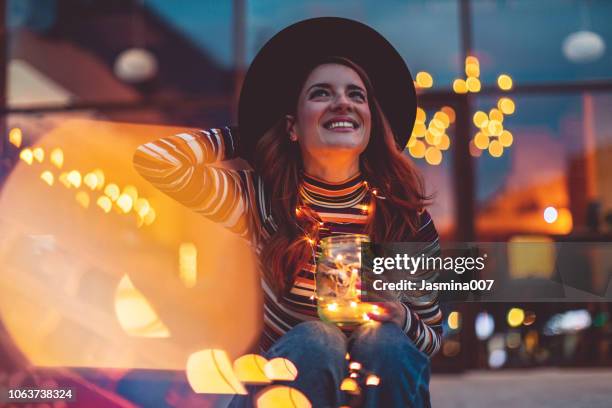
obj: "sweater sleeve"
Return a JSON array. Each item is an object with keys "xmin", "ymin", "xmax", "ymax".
[
  {"xmin": 400, "ymin": 210, "xmax": 443, "ymax": 356},
  {"xmin": 132, "ymin": 126, "xmax": 254, "ymax": 241}
]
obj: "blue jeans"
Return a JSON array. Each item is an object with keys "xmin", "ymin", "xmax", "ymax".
[{"xmin": 230, "ymin": 320, "xmax": 431, "ymax": 407}]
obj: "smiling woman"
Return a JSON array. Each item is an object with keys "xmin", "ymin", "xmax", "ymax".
[{"xmin": 133, "ymin": 17, "xmax": 442, "ymax": 407}]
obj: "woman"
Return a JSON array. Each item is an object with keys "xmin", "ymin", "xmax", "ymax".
[{"xmin": 134, "ymin": 18, "xmax": 441, "ymax": 407}]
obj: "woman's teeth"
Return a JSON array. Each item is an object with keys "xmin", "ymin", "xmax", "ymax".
[{"xmin": 326, "ymin": 121, "xmax": 357, "ymax": 130}]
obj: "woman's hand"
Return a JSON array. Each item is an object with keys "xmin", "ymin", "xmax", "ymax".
[{"xmin": 367, "ymin": 302, "xmax": 407, "ymax": 328}]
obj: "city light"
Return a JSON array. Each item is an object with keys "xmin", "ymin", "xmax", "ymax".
[
  {"xmin": 507, "ymin": 307, "xmax": 525, "ymax": 327},
  {"xmin": 447, "ymin": 311, "xmax": 461, "ymax": 331},
  {"xmin": 40, "ymin": 171, "xmax": 54, "ymax": 186},
  {"xmin": 497, "ymin": 74, "xmax": 513, "ymax": 90},
  {"xmin": 543, "ymin": 206, "xmax": 558, "ymax": 223},
  {"xmin": 416, "ymin": 71, "xmax": 433, "ymax": 88},
  {"xmin": 475, "ymin": 312, "xmax": 495, "ymax": 340}
]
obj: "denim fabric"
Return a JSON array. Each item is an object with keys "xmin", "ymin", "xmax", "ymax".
[{"xmin": 229, "ymin": 320, "xmax": 431, "ymax": 408}]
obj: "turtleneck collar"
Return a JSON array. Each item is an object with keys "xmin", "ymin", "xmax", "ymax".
[{"xmin": 299, "ymin": 171, "xmax": 368, "ymax": 207}]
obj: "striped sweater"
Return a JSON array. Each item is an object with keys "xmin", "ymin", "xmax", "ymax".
[{"xmin": 133, "ymin": 126, "xmax": 443, "ymax": 356}]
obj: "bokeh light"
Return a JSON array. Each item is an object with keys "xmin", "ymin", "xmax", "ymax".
[
  {"xmin": 543, "ymin": 206, "xmax": 558, "ymax": 223},
  {"xmin": 507, "ymin": 307, "xmax": 525, "ymax": 327},
  {"xmin": 497, "ymin": 74, "xmax": 513, "ymax": 90}
]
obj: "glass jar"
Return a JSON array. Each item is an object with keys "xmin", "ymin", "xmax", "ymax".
[{"xmin": 315, "ymin": 234, "xmax": 374, "ymax": 326}]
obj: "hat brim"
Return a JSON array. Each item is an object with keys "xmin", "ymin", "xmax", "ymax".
[{"xmin": 238, "ymin": 17, "xmax": 416, "ymax": 165}]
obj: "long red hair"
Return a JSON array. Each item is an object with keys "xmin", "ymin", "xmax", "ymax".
[{"xmin": 254, "ymin": 57, "xmax": 429, "ymax": 298}]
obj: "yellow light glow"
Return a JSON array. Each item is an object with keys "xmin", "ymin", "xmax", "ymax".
[
  {"xmin": 415, "ymin": 71, "xmax": 433, "ymax": 88},
  {"xmin": 350, "ymin": 372, "xmax": 358, "ymax": 379},
  {"xmin": 430, "ymin": 118, "xmax": 446, "ymax": 130},
  {"xmin": 340, "ymin": 378, "xmax": 359, "ymax": 393},
  {"xmin": 233, "ymin": 354, "xmax": 271, "ymax": 385},
  {"xmin": 50, "ymin": 148, "xmax": 64, "ymax": 169},
  {"xmin": 465, "ymin": 56, "xmax": 479, "ymax": 66},
  {"xmin": 465, "ymin": 63, "xmax": 480, "ymax": 78},
  {"xmin": 498, "ymin": 98, "xmax": 516, "ymax": 115},
  {"xmin": 466, "ymin": 77, "xmax": 481, "ymax": 93},
  {"xmin": 425, "ymin": 130, "xmax": 441, "ymax": 145},
  {"xmin": 556, "ymin": 208, "xmax": 574, "ymax": 233},
  {"xmin": 507, "ymin": 308, "xmax": 525, "ymax": 327},
  {"xmin": 349, "ymin": 361, "xmax": 362, "ymax": 370},
  {"xmin": 264, "ymin": 358, "xmax": 298, "ymax": 381},
  {"xmin": 116, "ymin": 193, "xmax": 133, "ymax": 213},
  {"xmin": 473, "ymin": 111, "xmax": 488, "ymax": 128},
  {"xmin": 9, "ymin": 128, "xmax": 22, "ymax": 148},
  {"xmin": 179, "ymin": 242, "xmax": 198, "ymax": 288},
  {"xmin": 416, "ymin": 107, "xmax": 426, "ymax": 124},
  {"xmin": 186, "ymin": 349, "xmax": 247, "ymax": 395},
  {"xmin": 447, "ymin": 311, "xmax": 461, "ymax": 330},
  {"xmin": 499, "ymin": 130, "xmax": 514, "ymax": 147},
  {"xmin": 96, "ymin": 196, "xmax": 112, "ymax": 213},
  {"xmin": 441, "ymin": 106, "xmax": 456, "ymax": 123},
  {"xmin": 75, "ymin": 191, "xmax": 90, "ymax": 209},
  {"xmin": 83, "ymin": 172, "xmax": 98, "ymax": 190},
  {"xmin": 134, "ymin": 198, "xmax": 151, "ymax": 218},
  {"xmin": 362, "ymin": 313, "xmax": 371, "ymax": 321},
  {"xmin": 438, "ymin": 134, "xmax": 451, "ymax": 150},
  {"xmin": 92, "ymin": 168, "xmax": 105, "ymax": 189},
  {"xmin": 469, "ymin": 140, "xmax": 483, "ymax": 157},
  {"xmin": 488, "ymin": 140, "xmax": 503, "ymax": 157},
  {"xmin": 19, "ymin": 148, "xmax": 34, "ymax": 165},
  {"xmin": 365, "ymin": 375, "xmax": 381, "ymax": 387},
  {"xmin": 453, "ymin": 79, "xmax": 468, "ymax": 94},
  {"xmin": 487, "ymin": 120, "xmax": 503, "ymax": 136},
  {"xmin": 434, "ymin": 111, "xmax": 450, "ymax": 128},
  {"xmin": 412, "ymin": 123, "xmax": 427, "ymax": 137},
  {"xmin": 67, "ymin": 170, "xmax": 82, "ymax": 188},
  {"xmin": 58, "ymin": 172, "xmax": 70, "ymax": 188},
  {"xmin": 123, "ymin": 185, "xmax": 138, "ymax": 203},
  {"xmin": 425, "ymin": 147, "xmax": 442, "ymax": 165},
  {"xmin": 255, "ymin": 386, "xmax": 311, "ymax": 408},
  {"xmin": 409, "ymin": 140, "xmax": 426, "ymax": 158},
  {"xmin": 40, "ymin": 171, "xmax": 54, "ymax": 186},
  {"xmin": 406, "ymin": 136, "xmax": 417, "ymax": 148},
  {"xmin": 104, "ymin": 183, "xmax": 120, "ymax": 201},
  {"xmin": 498, "ymin": 74, "xmax": 513, "ymax": 90},
  {"xmin": 474, "ymin": 132, "xmax": 490, "ymax": 150},
  {"xmin": 350, "ymin": 301, "xmax": 358, "ymax": 308},
  {"xmin": 32, "ymin": 147, "xmax": 45, "ymax": 163},
  {"xmin": 114, "ymin": 274, "xmax": 171, "ymax": 338},
  {"xmin": 144, "ymin": 207, "xmax": 157, "ymax": 225},
  {"xmin": 327, "ymin": 302, "xmax": 339, "ymax": 312},
  {"xmin": 489, "ymin": 108, "xmax": 504, "ymax": 123}
]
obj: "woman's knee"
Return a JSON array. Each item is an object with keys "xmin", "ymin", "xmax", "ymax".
[{"xmin": 269, "ymin": 320, "xmax": 347, "ymax": 361}]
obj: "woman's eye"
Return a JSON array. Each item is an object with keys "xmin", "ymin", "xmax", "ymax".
[
  {"xmin": 310, "ymin": 89, "xmax": 330, "ymax": 98},
  {"xmin": 349, "ymin": 91, "xmax": 366, "ymax": 102}
]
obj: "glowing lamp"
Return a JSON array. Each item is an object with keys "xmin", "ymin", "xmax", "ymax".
[
  {"xmin": 233, "ymin": 354, "xmax": 271, "ymax": 385},
  {"xmin": 33, "ymin": 147, "xmax": 45, "ymax": 163},
  {"xmin": 440, "ymin": 106, "xmax": 456, "ymax": 123},
  {"xmin": 104, "ymin": 183, "xmax": 120, "ymax": 201},
  {"xmin": 186, "ymin": 349, "xmax": 247, "ymax": 395},
  {"xmin": 50, "ymin": 148, "xmax": 64, "ymax": 168},
  {"xmin": 264, "ymin": 357, "xmax": 298, "ymax": 381},
  {"xmin": 447, "ymin": 311, "xmax": 461, "ymax": 331},
  {"xmin": 424, "ymin": 147, "xmax": 442, "ymax": 165},
  {"xmin": 340, "ymin": 378, "xmax": 359, "ymax": 393},
  {"xmin": 453, "ymin": 79, "xmax": 468, "ymax": 94},
  {"xmin": 40, "ymin": 171, "xmax": 54, "ymax": 186},
  {"xmin": 96, "ymin": 196, "xmax": 113, "ymax": 213},
  {"xmin": 67, "ymin": 170, "xmax": 82, "ymax": 188},
  {"xmin": 466, "ymin": 77, "xmax": 481, "ymax": 93},
  {"xmin": 409, "ymin": 140, "xmax": 426, "ymax": 158},
  {"xmin": 83, "ymin": 172, "xmax": 99, "ymax": 190},
  {"xmin": 507, "ymin": 307, "xmax": 525, "ymax": 327},
  {"xmin": 9, "ymin": 128, "xmax": 22, "ymax": 148},
  {"xmin": 497, "ymin": 74, "xmax": 513, "ymax": 90},
  {"xmin": 415, "ymin": 71, "xmax": 433, "ymax": 88},
  {"xmin": 543, "ymin": 206, "xmax": 558, "ymax": 223},
  {"xmin": 365, "ymin": 375, "xmax": 381, "ymax": 386},
  {"xmin": 255, "ymin": 386, "xmax": 311, "ymax": 408},
  {"xmin": 19, "ymin": 148, "xmax": 33, "ymax": 165}
]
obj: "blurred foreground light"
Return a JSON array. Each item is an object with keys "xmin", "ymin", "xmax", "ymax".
[
  {"xmin": 453, "ymin": 79, "xmax": 468, "ymax": 94},
  {"xmin": 264, "ymin": 358, "xmax": 298, "ymax": 381},
  {"xmin": 498, "ymin": 98, "xmax": 516, "ymax": 115},
  {"xmin": 487, "ymin": 120, "xmax": 503, "ymax": 136},
  {"xmin": 465, "ymin": 56, "xmax": 479, "ymax": 66},
  {"xmin": 179, "ymin": 242, "xmax": 198, "ymax": 288},
  {"xmin": 33, "ymin": 147, "xmax": 45, "ymax": 163},
  {"xmin": 488, "ymin": 140, "xmax": 503, "ymax": 157},
  {"xmin": 488, "ymin": 349, "xmax": 507, "ymax": 369},
  {"xmin": 96, "ymin": 196, "xmax": 113, "ymax": 213},
  {"xmin": 9, "ymin": 127, "xmax": 22, "ymax": 148},
  {"xmin": 506, "ymin": 332, "xmax": 521, "ymax": 349},
  {"xmin": 466, "ymin": 77, "xmax": 481, "ymax": 93},
  {"xmin": 413, "ymin": 123, "xmax": 427, "ymax": 137},
  {"xmin": 544, "ymin": 309, "xmax": 592, "ymax": 335},
  {"xmin": 523, "ymin": 311, "xmax": 536, "ymax": 326},
  {"xmin": 134, "ymin": 198, "xmax": 151, "ymax": 218},
  {"xmin": 92, "ymin": 168, "xmax": 105, "ymax": 190},
  {"xmin": 489, "ymin": 109, "xmax": 504, "ymax": 123},
  {"xmin": 83, "ymin": 172, "xmax": 99, "ymax": 190},
  {"xmin": 349, "ymin": 361, "xmax": 362, "ymax": 371},
  {"xmin": 143, "ymin": 207, "xmax": 156, "ymax": 226},
  {"xmin": 416, "ymin": 107, "xmax": 426, "ymax": 124},
  {"xmin": 473, "ymin": 111, "xmax": 488, "ymax": 128},
  {"xmin": 525, "ymin": 330, "xmax": 538, "ymax": 352},
  {"xmin": 340, "ymin": 378, "xmax": 359, "ymax": 393},
  {"xmin": 19, "ymin": 148, "xmax": 33, "ymax": 165},
  {"xmin": 465, "ymin": 63, "xmax": 480, "ymax": 78},
  {"xmin": 256, "ymin": 386, "xmax": 311, "ymax": 408},
  {"xmin": 114, "ymin": 48, "xmax": 158, "ymax": 83},
  {"xmin": 114, "ymin": 274, "xmax": 170, "ymax": 338},
  {"xmin": 507, "ymin": 307, "xmax": 525, "ymax": 327},
  {"xmin": 438, "ymin": 134, "xmax": 450, "ymax": 150},
  {"xmin": 67, "ymin": 170, "xmax": 82, "ymax": 188},
  {"xmin": 415, "ymin": 71, "xmax": 433, "ymax": 88},
  {"xmin": 116, "ymin": 193, "xmax": 133, "ymax": 213},
  {"xmin": 123, "ymin": 185, "xmax": 138, "ymax": 202},
  {"xmin": 474, "ymin": 132, "xmax": 489, "ymax": 150},
  {"xmin": 409, "ymin": 140, "xmax": 426, "ymax": 159},
  {"xmin": 75, "ymin": 191, "xmax": 90, "ymax": 209},
  {"xmin": 233, "ymin": 354, "xmax": 271, "ymax": 385},
  {"xmin": 447, "ymin": 311, "xmax": 461, "ymax": 331},
  {"xmin": 562, "ymin": 31, "xmax": 606, "ymax": 63},
  {"xmin": 104, "ymin": 183, "xmax": 120, "ymax": 201},
  {"xmin": 543, "ymin": 206, "xmax": 558, "ymax": 223},
  {"xmin": 425, "ymin": 146, "xmax": 442, "ymax": 165},
  {"xmin": 40, "ymin": 171, "xmax": 54, "ymax": 186},
  {"xmin": 58, "ymin": 172, "xmax": 70, "ymax": 188},
  {"xmin": 497, "ymin": 74, "xmax": 513, "ymax": 90},
  {"xmin": 441, "ymin": 106, "xmax": 456, "ymax": 123},
  {"xmin": 434, "ymin": 111, "xmax": 450, "ymax": 127},
  {"xmin": 365, "ymin": 375, "xmax": 381, "ymax": 387},
  {"xmin": 499, "ymin": 130, "xmax": 514, "ymax": 147},
  {"xmin": 475, "ymin": 312, "xmax": 495, "ymax": 340},
  {"xmin": 186, "ymin": 349, "xmax": 247, "ymax": 394},
  {"xmin": 50, "ymin": 148, "xmax": 64, "ymax": 168}
]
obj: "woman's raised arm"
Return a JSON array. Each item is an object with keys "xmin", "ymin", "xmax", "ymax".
[{"xmin": 132, "ymin": 126, "xmax": 254, "ymax": 241}]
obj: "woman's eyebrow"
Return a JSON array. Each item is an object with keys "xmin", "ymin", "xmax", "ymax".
[{"xmin": 306, "ymin": 83, "xmax": 366, "ymax": 93}]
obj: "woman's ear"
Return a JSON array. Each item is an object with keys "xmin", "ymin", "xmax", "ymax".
[{"xmin": 285, "ymin": 115, "xmax": 298, "ymax": 142}]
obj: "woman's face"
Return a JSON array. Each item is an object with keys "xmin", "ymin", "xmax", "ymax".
[{"xmin": 287, "ymin": 63, "xmax": 372, "ymax": 161}]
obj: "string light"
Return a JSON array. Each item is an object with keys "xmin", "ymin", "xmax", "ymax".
[
  {"xmin": 9, "ymin": 128, "xmax": 22, "ymax": 148},
  {"xmin": 40, "ymin": 171, "xmax": 54, "ymax": 186}
]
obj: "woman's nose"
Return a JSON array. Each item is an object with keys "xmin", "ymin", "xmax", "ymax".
[{"xmin": 330, "ymin": 94, "xmax": 353, "ymax": 111}]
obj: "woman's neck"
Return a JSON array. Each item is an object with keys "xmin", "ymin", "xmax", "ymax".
[{"xmin": 302, "ymin": 155, "xmax": 360, "ymax": 183}]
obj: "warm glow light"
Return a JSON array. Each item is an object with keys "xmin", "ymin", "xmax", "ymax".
[
  {"xmin": 104, "ymin": 183, "xmax": 120, "ymax": 201},
  {"xmin": 425, "ymin": 129, "xmax": 441, "ymax": 145},
  {"xmin": 453, "ymin": 79, "xmax": 468, "ymax": 94},
  {"xmin": 92, "ymin": 168, "xmax": 105, "ymax": 189},
  {"xmin": 409, "ymin": 140, "xmax": 426, "ymax": 158},
  {"xmin": 75, "ymin": 191, "xmax": 90, "ymax": 209},
  {"xmin": 523, "ymin": 311, "xmax": 537, "ymax": 326},
  {"xmin": 465, "ymin": 63, "xmax": 480, "ymax": 78},
  {"xmin": 438, "ymin": 134, "xmax": 451, "ymax": 150},
  {"xmin": 416, "ymin": 71, "xmax": 433, "ymax": 88},
  {"xmin": 327, "ymin": 302, "xmax": 339, "ymax": 312},
  {"xmin": 116, "ymin": 193, "xmax": 133, "ymax": 213},
  {"xmin": 40, "ymin": 171, "xmax": 54, "ymax": 186},
  {"xmin": 349, "ymin": 361, "xmax": 362, "ymax": 371},
  {"xmin": 412, "ymin": 123, "xmax": 427, "ymax": 137},
  {"xmin": 186, "ymin": 349, "xmax": 247, "ymax": 394},
  {"xmin": 255, "ymin": 386, "xmax": 311, "ymax": 408},
  {"xmin": 487, "ymin": 120, "xmax": 503, "ymax": 136},
  {"xmin": 97, "ymin": 196, "xmax": 112, "ymax": 213},
  {"xmin": 114, "ymin": 274, "xmax": 170, "ymax": 338},
  {"xmin": 497, "ymin": 74, "xmax": 513, "ymax": 90},
  {"xmin": 9, "ymin": 128, "xmax": 22, "ymax": 148},
  {"xmin": 474, "ymin": 132, "xmax": 489, "ymax": 150},
  {"xmin": 143, "ymin": 207, "xmax": 156, "ymax": 225},
  {"xmin": 365, "ymin": 375, "xmax": 381, "ymax": 387},
  {"xmin": 233, "ymin": 354, "xmax": 271, "ymax": 385},
  {"xmin": 424, "ymin": 147, "xmax": 442, "ymax": 165},
  {"xmin": 58, "ymin": 172, "xmax": 70, "ymax": 188},
  {"xmin": 465, "ymin": 56, "xmax": 479, "ymax": 66},
  {"xmin": 473, "ymin": 111, "xmax": 488, "ymax": 128},
  {"xmin": 134, "ymin": 198, "xmax": 151, "ymax": 218},
  {"xmin": 83, "ymin": 172, "xmax": 98, "ymax": 190},
  {"xmin": 499, "ymin": 130, "xmax": 514, "ymax": 147},
  {"xmin": 264, "ymin": 358, "xmax": 298, "ymax": 381},
  {"xmin": 488, "ymin": 140, "xmax": 503, "ymax": 157},
  {"xmin": 67, "ymin": 170, "xmax": 82, "ymax": 188},
  {"xmin": 489, "ymin": 108, "xmax": 504, "ymax": 123},
  {"xmin": 466, "ymin": 77, "xmax": 481, "ymax": 92},
  {"xmin": 556, "ymin": 208, "xmax": 573, "ymax": 233},
  {"xmin": 441, "ymin": 106, "xmax": 456, "ymax": 123},
  {"xmin": 416, "ymin": 107, "xmax": 426, "ymax": 124},
  {"xmin": 407, "ymin": 136, "xmax": 417, "ymax": 148},
  {"xmin": 543, "ymin": 206, "xmax": 558, "ymax": 223},
  {"xmin": 447, "ymin": 311, "xmax": 461, "ymax": 330},
  {"xmin": 179, "ymin": 242, "xmax": 198, "ymax": 288},
  {"xmin": 340, "ymin": 378, "xmax": 359, "ymax": 393},
  {"xmin": 507, "ymin": 307, "xmax": 525, "ymax": 327},
  {"xmin": 33, "ymin": 147, "xmax": 44, "ymax": 162},
  {"xmin": 469, "ymin": 140, "xmax": 483, "ymax": 157},
  {"xmin": 434, "ymin": 111, "xmax": 450, "ymax": 128},
  {"xmin": 50, "ymin": 148, "xmax": 64, "ymax": 168},
  {"xmin": 123, "ymin": 185, "xmax": 138, "ymax": 202},
  {"xmin": 19, "ymin": 148, "xmax": 33, "ymax": 165},
  {"xmin": 498, "ymin": 98, "xmax": 516, "ymax": 115}
]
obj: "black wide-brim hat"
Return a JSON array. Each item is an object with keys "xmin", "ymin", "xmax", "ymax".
[{"xmin": 238, "ymin": 17, "xmax": 417, "ymax": 165}]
